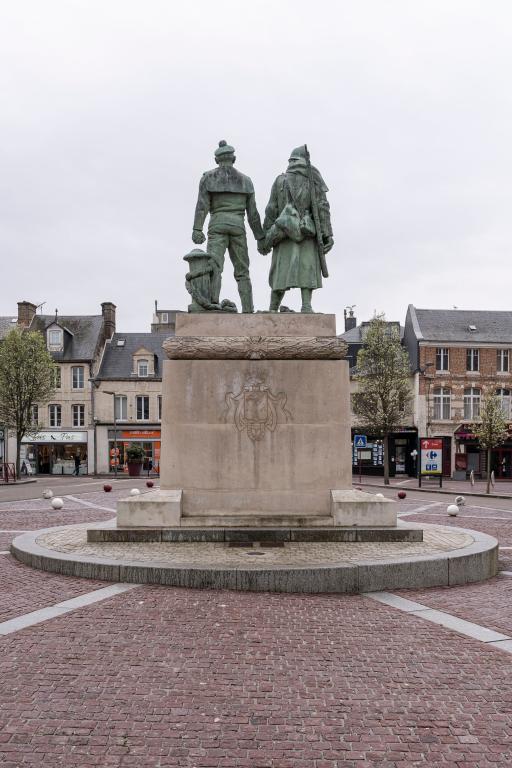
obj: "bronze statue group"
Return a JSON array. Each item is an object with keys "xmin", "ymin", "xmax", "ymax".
[{"xmin": 190, "ymin": 141, "xmax": 333, "ymax": 314}]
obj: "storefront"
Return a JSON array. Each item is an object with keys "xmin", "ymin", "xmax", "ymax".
[
  {"xmin": 0, "ymin": 428, "xmax": 5, "ymax": 463},
  {"xmin": 20, "ymin": 431, "xmax": 88, "ymax": 475},
  {"xmin": 455, "ymin": 425, "xmax": 512, "ymax": 480},
  {"xmin": 352, "ymin": 428, "xmax": 418, "ymax": 477},
  {"xmin": 108, "ymin": 429, "xmax": 161, "ymax": 474}
]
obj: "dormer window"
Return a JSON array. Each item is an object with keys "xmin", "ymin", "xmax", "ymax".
[
  {"xmin": 161, "ymin": 312, "xmax": 169, "ymax": 323},
  {"xmin": 48, "ymin": 328, "xmax": 63, "ymax": 351},
  {"xmin": 132, "ymin": 348, "xmax": 155, "ymax": 377}
]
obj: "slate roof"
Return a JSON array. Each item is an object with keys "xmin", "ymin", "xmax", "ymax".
[
  {"xmin": 29, "ymin": 314, "xmax": 104, "ymax": 361},
  {"xmin": 339, "ymin": 322, "xmax": 404, "ymax": 342},
  {"xmin": 97, "ymin": 332, "xmax": 171, "ymax": 380},
  {"xmin": 0, "ymin": 317, "xmax": 17, "ymax": 340},
  {"xmin": 409, "ymin": 306, "xmax": 512, "ymax": 342}
]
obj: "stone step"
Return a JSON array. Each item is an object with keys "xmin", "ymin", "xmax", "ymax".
[
  {"xmin": 180, "ymin": 515, "xmax": 335, "ymax": 528},
  {"xmin": 87, "ymin": 526, "xmax": 424, "ymax": 543}
]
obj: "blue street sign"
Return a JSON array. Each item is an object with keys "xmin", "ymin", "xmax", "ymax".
[{"xmin": 354, "ymin": 435, "xmax": 367, "ymax": 448}]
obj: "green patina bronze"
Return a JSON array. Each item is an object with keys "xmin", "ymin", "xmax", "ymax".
[
  {"xmin": 192, "ymin": 140, "xmax": 265, "ymax": 313},
  {"xmin": 259, "ymin": 145, "xmax": 334, "ymax": 313}
]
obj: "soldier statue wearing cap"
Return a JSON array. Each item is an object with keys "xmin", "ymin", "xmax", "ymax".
[
  {"xmin": 259, "ymin": 145, "xmax": 334, "ymax": 313},
  {"xmin": 192, "ymin": 140, "xmax": 264, "ymax": 313}
]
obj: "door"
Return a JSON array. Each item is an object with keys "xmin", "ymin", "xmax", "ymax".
[
  {"xmin": 493, "ymin": 448, "xmax": 512, "ymax": 479},
  {"xmin": 394, "ymin": 441, "xmax": 407, "ymax": 474}
]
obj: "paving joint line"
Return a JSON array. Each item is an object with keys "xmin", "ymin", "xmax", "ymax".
[
  {"xmin": 365, "ymin": 591, "xmax": 512, "ymax": 652},
  {"xmin": 64, "ymin": 495, "xmax": 116, "ymax": 513},
  {"xmin": 0, "ymin": 583, "xmax": 140, "ymax": 636}
]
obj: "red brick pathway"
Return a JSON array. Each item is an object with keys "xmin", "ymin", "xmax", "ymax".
[
  {"xmin": 0, "ymin": 554, "xmax": 109, "ymax": 622},
  {"xmin": 2, "ymin": 587, "xmax": 512, "ymax": 766}
]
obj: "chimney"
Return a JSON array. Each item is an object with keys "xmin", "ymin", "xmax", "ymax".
[
  {"xmin": 101, "ymin": 302, "xmax": 116, "ymax": 339},
  {"xmin": 344, "ymin": 307, "xmax": 357, "ymax": 332},
  {"xmin": 17, "ymin": 301, "xmax": 37, "ymax": 328}
]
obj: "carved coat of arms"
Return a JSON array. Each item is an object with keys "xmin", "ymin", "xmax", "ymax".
[{"xmin": 225, "ymin": 380, "xmax": 291, "ymax": 441}]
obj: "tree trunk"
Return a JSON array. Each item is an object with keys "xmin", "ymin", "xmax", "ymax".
[
  {"xmin": 383, "ymin": 433, "xmax": 390, "ymax": 485},
  {"xmin": 486, "ymin": 447, "xmax": 492, "ymax": 494}
]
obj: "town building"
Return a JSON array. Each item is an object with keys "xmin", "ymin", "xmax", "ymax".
[
  {"xmin": 403, "ymin": 305, "xmax": 512, "ymax": 479},
  {"xmin": 5, "ymin": 300, "xmax": 115, "ymax": 475},
  {"xmin": 92, "ymin": 325, "xmax": 175, "ymax": 474},
  {"xmin": 341, "ymin": 311, "xmax": 418, "ymax": 478}
]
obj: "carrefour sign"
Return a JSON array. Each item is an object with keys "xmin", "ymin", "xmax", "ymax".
[{"xmin": 420, "ymin": 438, "xmax": 443, "ymax": 475}]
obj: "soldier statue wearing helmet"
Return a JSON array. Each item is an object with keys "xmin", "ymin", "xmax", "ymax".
[
  {"xmin": 258, "ymin": 145, "xmax": 334, "ymax": 313},
  {"xmin": 192, "ymin": 140, "xmax": 265, "ymax": 313}
]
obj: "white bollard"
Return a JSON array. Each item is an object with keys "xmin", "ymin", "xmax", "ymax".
[
  {"xmin": 51, "ymin": 497, "xmax": 64, "ymax": 510},
  {"xmin": 375, "ymin": 493, "xmax": 385, "ymax": 499},
  {"xmin": 447, "ymin": 504, "xmax": 459, "ymax": 517},
  {"xmin": 42, "ymin": 489, "xmax": 53, "ymax": 499},
  {"xmin": 130, "ymin": 488, "xmax": 141, "ymax": 496}
]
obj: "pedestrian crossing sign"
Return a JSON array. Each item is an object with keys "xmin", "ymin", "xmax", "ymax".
[{"xmin": 354, "ymin": 435, "xmax": 367, "ymax": 448}]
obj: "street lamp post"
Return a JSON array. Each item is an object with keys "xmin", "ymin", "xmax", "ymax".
[
  {"xmin": 104, "ymin": 391, "xmax": 118, "ymax": 478},
  {"xmin": 411, "ymin": 448, "xmax": 418, "ymax": 478}
]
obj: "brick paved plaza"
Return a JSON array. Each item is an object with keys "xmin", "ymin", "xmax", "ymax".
[{"xmin": 2, "ymin": 485, "xmax": 512, "ymax": 766}]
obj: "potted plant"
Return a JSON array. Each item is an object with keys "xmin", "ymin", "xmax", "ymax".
[{"xmin": 126, "ymin": 444, "xmax": 145, "ymax": 477}]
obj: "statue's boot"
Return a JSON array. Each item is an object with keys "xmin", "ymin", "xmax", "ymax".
[
  {"xmin": 301, "ymin": 288, "xmax": 314, "ymax": 313},
  {"xmin": 237, "ymin": 278, "xmax": 254, "ymax": 313},
  {"xmin": 270, "ymin": 290, "xmax": 285, "ymax": 312}
]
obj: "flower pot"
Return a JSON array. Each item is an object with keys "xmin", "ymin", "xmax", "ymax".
[{"xmin": 127, "ymin": 461, "xmax": 142, "ymax": 477}]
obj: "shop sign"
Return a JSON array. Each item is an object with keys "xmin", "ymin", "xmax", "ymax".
[
  {"xmin": 108, "ymin": 430, "xmax": 161, "ymax": 440},
  {"xmin": 22, "ymin": 431, "xmax": 87, "ymax": 444},
  {"xmin": 420, "ymin": 438, "xmax": 443, "ymax": 475}
]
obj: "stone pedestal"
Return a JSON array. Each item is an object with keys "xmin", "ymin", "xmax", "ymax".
[
  {"xmin": 116, "ymin": 313, "xmax": 398, "ymax": 528},
  {"xmin": 160, "ymin": 313, "xmax": 351, "ymax": 522}
]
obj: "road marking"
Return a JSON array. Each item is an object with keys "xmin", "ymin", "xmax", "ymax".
[
  {"xmin": 399, "ymin": 501, "xmax": 444, "ymax": 515},
  {"xmin": 65, "ymin": 495, "xmax": 116, "ymax": 513},
  {"xmin": 0, "ymin": 530, "xmax": 29, "ymax": 532},
  {"xmin": 365, "ymin": 591, "xmax": 512, "ymax": 651},
  {"xmin": 402, "ymin": 513, "xmax": 512, "ymax": 521},
  {"xmin": 0, "ymin": 583, "xmax": 139, "ymax": 636}
]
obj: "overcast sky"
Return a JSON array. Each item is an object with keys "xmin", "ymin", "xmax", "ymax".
[{"xmin": 2, "ymin": 1, "xmax": 512, "ymax": 332}]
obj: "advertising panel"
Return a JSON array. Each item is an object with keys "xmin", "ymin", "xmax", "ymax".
[{"xmin": 420, "ymin": 438, "xmax": 443, "ymax": 475}]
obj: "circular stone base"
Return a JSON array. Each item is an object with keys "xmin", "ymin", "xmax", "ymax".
[{"xmin": 11, "ymin": 522, "xmax": 498, "ymax": 593}]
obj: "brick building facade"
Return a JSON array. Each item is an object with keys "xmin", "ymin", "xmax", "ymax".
[{"xmin": 404, "ymin": 305, "xmax": 512, "ymax": 479}]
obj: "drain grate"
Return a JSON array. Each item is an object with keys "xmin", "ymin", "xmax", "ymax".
[{"xmin": 245, "ymin": 551, "xmax": 266, "ymax": 556}]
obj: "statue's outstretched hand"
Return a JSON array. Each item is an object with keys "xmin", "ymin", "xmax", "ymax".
[
  {"xmin": 323, "ymin": 236, "xmax": 334, "ymax": 254},
  {"xmin": 192, "ymin": 229, "xmax": 206, "ymax": 245}
]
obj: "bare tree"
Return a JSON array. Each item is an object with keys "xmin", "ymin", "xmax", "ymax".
[
  {"xmin": 352, "ymin": 314, "xmax": 412, "ymax": 485},
  {"xmin": 473, "ymin": 392, "xmax": 509, "ymax": 494},
  {"xmin": 0, "ymin": 328, "xmax": 55, "ymax": 477}
]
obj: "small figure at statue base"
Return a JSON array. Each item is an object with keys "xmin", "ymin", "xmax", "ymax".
[{"xmin": 184, "ymin": 249, "xmax": 238, "ymax": 313}]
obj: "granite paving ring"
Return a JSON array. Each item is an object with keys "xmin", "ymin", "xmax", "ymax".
[{"xmin": 10, "ymin": 521, "xmax": 499, "ymax": 594}]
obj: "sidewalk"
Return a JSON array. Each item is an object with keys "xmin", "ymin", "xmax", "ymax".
[{"xmin": 356, "ymin": 474, "xmax": 512, "ymax": 499}]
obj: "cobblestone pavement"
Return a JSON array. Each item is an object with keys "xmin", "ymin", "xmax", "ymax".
[
  {"xmin": 36, "ymin": 524, "xmax": 473, "ymax": 567},
  {"xmin": 3, "ymin": 488, "xmax": 512, "ymax": 765},
  {"xmin": 0, "ymin": 554, "xmax": 109, "ymax": 622},
  {"xmin": 3, "ymin": 587, "xmax": 512, "ymax": 766}
]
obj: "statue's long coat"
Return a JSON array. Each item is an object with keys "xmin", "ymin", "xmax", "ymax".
[{"xmin": 263, "ymin": 169, "xmax": 332, "ymax": 291}]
